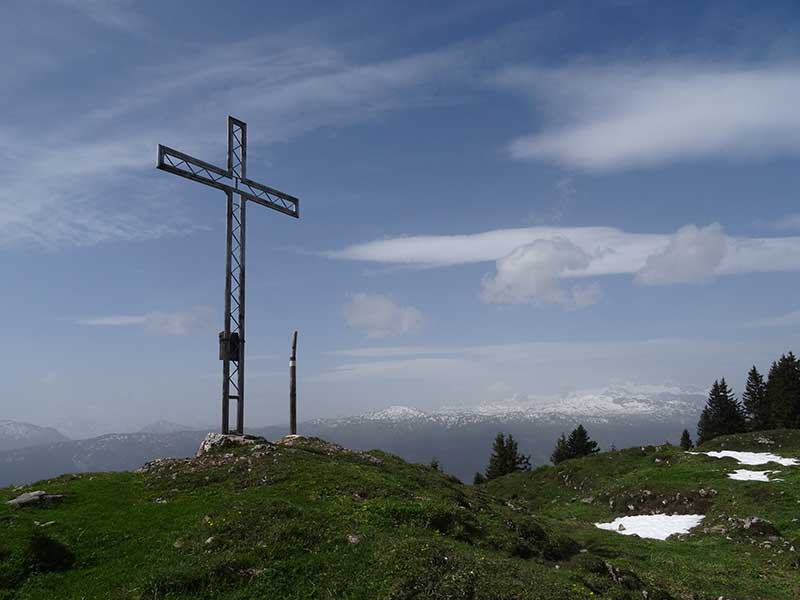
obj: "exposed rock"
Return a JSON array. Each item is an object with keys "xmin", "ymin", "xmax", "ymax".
[
  {"xmin": 346, "ymin": 533, "xmax": 363, "ymax": 544},
  {"xmin": 741, "ymin": 516, "xmax": 781, "ymax": 537},
  {"xmin": 6, "ymin": 490, "xmax": 65, "ymax": 508},
  {"xmin": 196, "ymin": 433, "xmax": 267, "ymax": 457}
]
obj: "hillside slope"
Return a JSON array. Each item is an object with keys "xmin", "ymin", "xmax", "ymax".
[
  {"xmin": 486, "ymin": 429, "xmax": 800, "ymax": 599},
  {"xmin": 1, "ymin": 431, "xmax": 798, "ymax": 599},
  {"xmin": 3, "ymin": 435, "xmax": 672, "ymax": 600}
]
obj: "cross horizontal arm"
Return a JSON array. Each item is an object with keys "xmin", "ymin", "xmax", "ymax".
[
  {"xmin": 238, "ymin": 177, "xmax": 300, "ymax": 218},
  {"xmin": 158, "ymin": 145, "xmax": 230, "ymax": 190},
  {"xmin": 157, "ymin": 144, "xmax": 299, "ymax": 218}
]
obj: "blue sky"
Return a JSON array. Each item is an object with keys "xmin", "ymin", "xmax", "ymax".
[{"xmin": 3, "ymin": 0, "xmax": 800, "ymax": 436}]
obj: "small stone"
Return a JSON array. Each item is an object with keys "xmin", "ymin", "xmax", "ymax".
[
  {"xmin": 618, "ymin": 524, "xmax": 626, "ymax": 531},
  {"xmin": 346, "ymin": 533, "xmax": 363, "ymax": 544},
  {"xmin": 205, "ymin": 536, "xmax": 215, "ymax": 545}
]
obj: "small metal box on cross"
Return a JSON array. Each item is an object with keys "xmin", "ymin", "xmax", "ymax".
[{"xmin": 157, "ymin": 116, "xmax": 299, "ymax": 435}]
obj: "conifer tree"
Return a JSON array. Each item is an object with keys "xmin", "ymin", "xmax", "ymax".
[
  {"xmin": 484, "ymin": 433, "xmax": 531, "ymax": 480},
  {"xmin": 551, "ymin": 425, "xmax": 599, "ymax": 464},
  {"xmin": 765, "ymin": 352, "xmax": 800, "ymax": 429},
  {"xmin": 679, "ymin": 429, "xmax": 693, "ymax": 450},
  {"xmin": 742, "ymin": 365, "xmax": 769, "ymax": 431},
  {"xmin": 566, "ymin": 424, "xmax": 599, "ymax": 458},
  {"xmin": 550, "ymin": 433, "xmax": 570, "ymax": 465},
  {"xmin": 696, "ymin": 378, "xmax": 746, "ymax": 444},
  {"xmin": 473, "ymin": 472, "xmax": 486, "ymax": 485}
]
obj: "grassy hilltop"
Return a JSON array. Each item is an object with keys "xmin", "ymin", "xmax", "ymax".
[{"xmin": 1, "ymin": 431, "xmax": 799, "ymax": 599}]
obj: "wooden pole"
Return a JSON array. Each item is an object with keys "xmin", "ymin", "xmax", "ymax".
[{"xmin": 290, "ymin": 330, "xmax": 298, "ymax": 435}]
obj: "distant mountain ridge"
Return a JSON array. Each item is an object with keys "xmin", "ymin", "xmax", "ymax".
[
  {"xmin": 0, "ymin": 383, "xmax": 706, "ymax": 486},
  {"xmin": 316, "ymin": 382, "xmax": 707, "ymax": 428},
  {"xmin": 0, "ymin": 420, "xmax": 69, "ymax": 452}
]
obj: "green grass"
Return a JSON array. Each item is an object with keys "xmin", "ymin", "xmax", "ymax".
[
  {"xmin": 2, "ymin": 432, "xmax": 799, "ymax": 599},
  {"xmin": 486, "ymin": 430, "xmax": 800, "ymax": 599}
]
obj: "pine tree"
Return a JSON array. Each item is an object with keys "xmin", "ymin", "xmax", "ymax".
[
  {"xmin": 551, "ymin": 425, "xmax": 599, "ymax": 464},
  {"xmin": 484, "ymin": 433, "xmax": 531, "ymax": 480},
  {"xmin": 550, "ymin": 433, "xmax": 570, "ymax": 465},
  {"xmin": 765, "ymin": 352, "xmax": 800, "ymax": 429},
  {"xmin": 742, "ymin": 366, "xmax": 769, "ymax": 431},
  {"xmin": 429, "ymin": 457, "xmax": 441, "ymax": 472},
  {"xmin": 473, "ymin": 472, "xmax": 486, "ymax": 485},
  {"xmin": 696, "ymin": 378, "xmax": 746, "ymax": 444},
  {"xmin": 679, "ymin": 429, "xmax": 693, "ymax": 450},
  {"xmin": 505, "ymin": 433, "xmax": 531, "ymax": 472},
  {"xmin": 566, "ymin": 424, "xmax": 599, "ymax": 458}
]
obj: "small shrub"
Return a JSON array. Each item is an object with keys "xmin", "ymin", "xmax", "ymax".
[{"xmin": 25, "ymin": 532, "xmax": 74, "ymax": 573}]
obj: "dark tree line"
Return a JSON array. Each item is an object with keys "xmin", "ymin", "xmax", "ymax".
[
  {"xmin": 474, "ymin": 426, "xmax": 602, "ymax": 484},
  {"xmin": 694, "ymin": 351, "xmax": 800, "ymax": 445}
]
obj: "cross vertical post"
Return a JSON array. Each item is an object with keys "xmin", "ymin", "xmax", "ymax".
[
  {"xmin": 157, "ymin": 116, "xmax": 300, "ymax": 435},
  {"xmin": 290, "ymin": 330, "xmax": 298, "ymax": 435}
]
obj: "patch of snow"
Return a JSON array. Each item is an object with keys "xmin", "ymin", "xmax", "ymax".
[
  {"xmin": 690, "ymin": 451, "xmax": 799, "ymax": 467},
  {"xmin": 595, "ymin": 514, "xmax": 705, "ymax": 540},
  {"xmin": 728, "ymin": 469, "xmax": 783, "ymax": 482}
]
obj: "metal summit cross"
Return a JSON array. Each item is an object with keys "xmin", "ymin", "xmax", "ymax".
[{"xmin": 157, "ymin": 116, "xmax": 299, "ymax": 435}]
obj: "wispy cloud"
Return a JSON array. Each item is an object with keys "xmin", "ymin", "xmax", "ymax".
[
  {"xmin": 0, "ymin": 34, "xmax": 471, "ymax": 248},
  {"xmin": 311, "ymin": 357, "xmax": 464, "ymax": 382},
  {"xmin": 330, "ymin": 224, "xmax": 800, "ymax": 291},
  {"xmin": 495, "ymin": 63, "xmax": 800, "ymax": 171},
  {"xmin": 332, "ymin": 226, "xmax": 800, "ymax": 277},
  {"xmin": 314, "ymin": 336, "xmax": 786, "ymax": 393},
  {"xmin": 746, "ymin": 309, "xmax": 800, "ymax": 329},
  {"xmin": 55, "ymin": 0, "xmax": 148, "ymax": 32},
  {"xmin": 77, "ymin": 305, "xmax": 214, "ymax": 335},
  {"xmin": 342, "ymin": 293, "xmax": 423, "ymax": 337}
]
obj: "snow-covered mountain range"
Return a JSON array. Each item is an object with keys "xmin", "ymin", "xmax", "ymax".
[
  {"xmin": 0, "ymin": 382, "xmax": 707, "ymax": 486},
  {"xmin": 0, "ymin": 420, "xmax": 69, "ymax": 452},
  {"xmin": 318, "ymin": 383, "xmax": 707, "ymax": 428}
]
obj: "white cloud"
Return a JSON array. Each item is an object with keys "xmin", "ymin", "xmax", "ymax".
[
  {"xmin": 314, "ymin": 336, "xmax": 794, "ymax": 400},
  {"xmin": 330, "ymin": 225, "xmax": 800, "ymax": 278},
  {"xmin": 342, "ymin": 293, "xmax": 423, "ymax": 337},
  {"xmin": 77, "ymin": 305, "xmax": 214, "ymax": 336},
  {"xmin": 480, "ymin": 238, "xmax": 598, "ymax": 306},
  {"xmin": 495, "ymin": 63, "xmax": 800, "ymax": 170},
  {"xmin": 331, "ymin": 224, "xmax": 800, "ymax": 308},
  {"xmin": 635, "ymin": 223, "xmax": 727, "ymax": 285}
]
